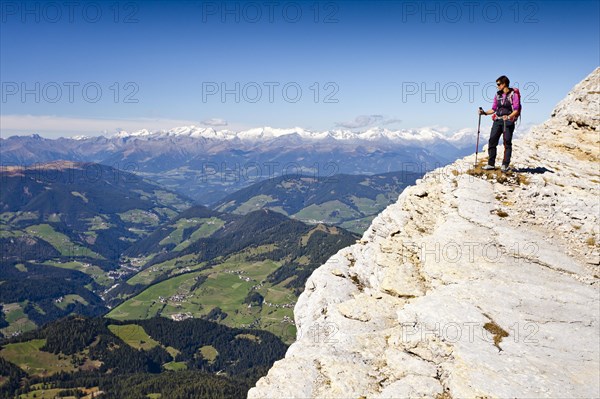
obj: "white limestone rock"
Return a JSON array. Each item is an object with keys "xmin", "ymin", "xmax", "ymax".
[{"xmin": 248, "ymin": 68, "xmax": 600, "ymax": 399}]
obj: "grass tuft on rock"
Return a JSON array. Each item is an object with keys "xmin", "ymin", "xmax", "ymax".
[{"xmin": 484, "ymin": 321, "xmax": 509, "ymax": 350}]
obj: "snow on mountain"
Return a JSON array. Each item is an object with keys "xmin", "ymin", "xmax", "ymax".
[
  {"xmin": 113, "ymin": 128, "xmax": 154, "ymax": 138},
  {"xmin": 236, "ymin": 126, "xmax": 303, "ymax": 140},
  {"xmin": 108, "ymin": 125, "xmax": 479, "ymax": 148}
]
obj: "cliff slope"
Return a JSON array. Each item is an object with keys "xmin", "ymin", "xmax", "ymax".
[{"xmin": 248, "ymin": 68, "xmax": 600, "ymax": 398}]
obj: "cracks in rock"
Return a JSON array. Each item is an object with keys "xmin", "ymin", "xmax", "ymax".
[
  {"xmin": 402, "ymin": 195, "xmax": 439, "ymax": 236},
  {"xmin": 453, "ymin": 201, "xmax": 496, "ymax": 230},
  {"xmin": 345, "ymin": 252, "xmax": 356, "ymax": 268},
  {"xmin": 313, "ymin": 359, "xmax": 332, "ymax": 392},
  {"xmin": 392, "ymin": 207, "xmax": 441, "ymax": 294},
  {"xmin": 403, "ymin": 348, "xmax": 453, "ymax": 398},
  {"xmin": 341, "ymin": 313, "xmax": 367, "ymax": 322},
  {"xmin": 522, "ymin": 317, "xmax": 592, "ymax": 326},
  {"xmin": 376, "ymin": 375, "xmax": 390, "ymax": 389},
  {"xmin": 508, "ymin": 251, "xmax": 592, "ymax": 282},
  {"xmin": 400, "ymin": 246, "xmax": 430, "ymax": 295},
  {"xmin": 434, "ymin": 366, "xmax": 454, "ymax": 399},
  {"xmin": 453, "ymin": 197, "xmax": 593, "ymax": 282},
  {"xmin": 404, "ymin": 348, "xmax": 438, "ymax": 366},
  {"xmin": 452, "ymin": 192, "xmax": 493, "ymax": 205},
  {"xmin": 349, "ymin": 273, "xmax": 365, "ymax": 292},
  {"xmin": 395, "ymin": 294, "xmax": 417, "ymax": 299}
]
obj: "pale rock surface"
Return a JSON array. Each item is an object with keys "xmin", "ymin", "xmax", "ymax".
[{"xmin": 248, "ymin": 68, "xmax": 600, "ymax": 398}]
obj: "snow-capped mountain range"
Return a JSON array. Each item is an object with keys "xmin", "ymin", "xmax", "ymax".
[
  {"xmin": 1, "ymin": 124, "xmax": 526, "ymax": 203},
  {"xmin": 109, "ymin": 125, "xmax": 479, "ymax": 149}
]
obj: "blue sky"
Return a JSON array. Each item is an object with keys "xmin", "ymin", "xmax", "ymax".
[{"xmin": 1, "ymin": 0, "xmax": 598, "ymax": 137}]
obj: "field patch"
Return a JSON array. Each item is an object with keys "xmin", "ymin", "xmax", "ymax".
[
  {"xmin": 1, "ymin": 303, "xmax": 37, "ymax": 337},
  {"xmin": 106, "ymin": 257, "xmax": 298, "ymax": 342},
  {"xmin": 0, "ymin": 339, "xmax": 76, "ymax": 376},
  {"xmin": 107, "ymin": 271, "xmax": 204, "ymax": 320},
  {"xmin": 126, "ymin": 254, "xmax": 200, "ymax": 286},
  {"xmin": 44, "ymin": 260, "xmax": 111, "ymax": 286},
  {"xmin": 198, "ymin": 345, "xmax": 218, "ymax": 363},
  {"xmin": 163, "ymin": 361, "xmax": 187, "ymax": 371},
  {"xmin": 108, "ymin": 324, "xmax": 160, "ymax": 350},
  {"xmin": 24, "ymin": 224, "xmax": 102, "ymax": 259},
  {"xmin": 232, "ymin": 195, "xmax": 277, "ymax": 214},
  {"xmin": 172, "ymin": 217, "xmax": 225, "ymax": 251},
  {"xmin": 293, "ymin": 200, "xmax": 363, "ymax": 224},
  {"xmin": 17, "ymin": 386, "xmax": 100, "ymax": 399},
  {"xmin": 340, "ymin": 214, "xmax": 379, "ymax": 234},
  {"xmin": 54, "ymin": 294, "xmax": 89, "ymax": 310},
  {"xmin": 118, "ymin": 210, "xmax": 160, "ymax": 227}
]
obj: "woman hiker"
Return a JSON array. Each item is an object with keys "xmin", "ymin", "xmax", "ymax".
[{"xmin": 479, "ymin": 75, "xmax": 521, "ymax": 172}]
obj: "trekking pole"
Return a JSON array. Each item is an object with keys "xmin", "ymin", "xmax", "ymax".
[{"xmin": 475, "ymin": 107, "xmax": 484, "ymax": 166}]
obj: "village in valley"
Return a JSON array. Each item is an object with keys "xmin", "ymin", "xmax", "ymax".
[{"xmin": 157, "ymin": 268, "xmax": 297, "ymax": 325}]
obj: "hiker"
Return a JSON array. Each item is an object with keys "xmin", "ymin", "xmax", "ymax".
[{"xmin": 479, "ymin": 75, "xmax": 521, "ymax": 172}]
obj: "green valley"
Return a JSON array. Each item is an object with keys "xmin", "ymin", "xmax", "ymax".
[{"xmin": 213, "ymin": 172, "xmax": 421, "ymax": 233}]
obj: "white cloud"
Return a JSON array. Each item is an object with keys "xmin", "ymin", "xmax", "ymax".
[
  {"xmin": 201, "ymin": 118, "xmax": 228, "ymax": 127},
  {"xmin": 335, "ymin": 114, "xmax": 402, "ymax": 129},
  {"xmin": 381, "ymin": 118, "xmax": 403, "ymax": 126}
]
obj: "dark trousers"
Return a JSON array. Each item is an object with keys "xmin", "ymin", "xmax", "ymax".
[{"xmin": 488, "ymin": 118, "xmax": 515, "ymax": 166}]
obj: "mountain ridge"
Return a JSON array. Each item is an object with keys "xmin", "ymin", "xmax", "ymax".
[
  {"xmin": 248, "ymin": 68, "xmax": 600, "ymax": 398},
  {"xmin": 4, "ymin": 126, "xmax": 478, "ymax": 148},
  {"xmin": 212, "ymin": 171, "xmax": 422, "ymax": 233},
  {"xmin": 1, "ymin": 125, "xmax": 477, "ymax": 203},
  {"xmin": 109, "ymin": 125, "xmax": 478, "ymax": 148}
]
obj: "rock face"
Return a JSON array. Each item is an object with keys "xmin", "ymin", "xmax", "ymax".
[{"xmin": 248, "ymin": 68, "xmax": 600, "ymax": 398}]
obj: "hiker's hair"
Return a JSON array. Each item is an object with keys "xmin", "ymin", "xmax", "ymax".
[{"xmin": 496, "ymin": 75, "xmax": 510, "ymax": 87}]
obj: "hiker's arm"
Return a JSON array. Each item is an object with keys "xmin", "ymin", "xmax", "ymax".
[{"xmin": 480, "ymin": 95, "xmax": 498, "ymax": 115}]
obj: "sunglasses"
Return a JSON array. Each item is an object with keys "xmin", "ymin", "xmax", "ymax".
[{"xmin": 496, "ymin": 83, "xmax": 503, "ymax": 86}]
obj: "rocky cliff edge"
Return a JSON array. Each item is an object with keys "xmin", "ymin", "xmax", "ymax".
[{"xmin": 248, "ymin": 68, "xmax": 600, "ymax": 398}]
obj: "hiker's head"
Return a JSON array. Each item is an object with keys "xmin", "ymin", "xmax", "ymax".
[{"xmin": 496, "ymin": 75, "xmax": 510, "ymax": 89}]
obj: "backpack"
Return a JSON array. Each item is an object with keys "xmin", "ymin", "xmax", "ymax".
[{"xmin": 511, "ymin": 88, "xmax": 522, "ymax": 123}]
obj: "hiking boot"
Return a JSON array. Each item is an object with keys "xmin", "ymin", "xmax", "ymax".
[
  {"xmin": 501, "ymin": 165, "xmax": 510, "ymax": 172},
  {"xmin": 482, "ymin": 165, "xmax": 495, "ymax": 170}
]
